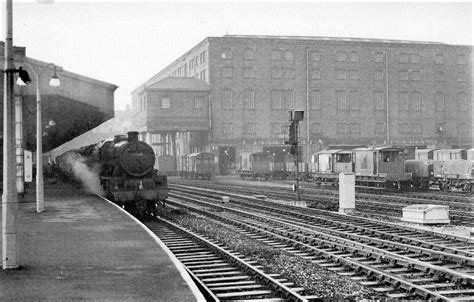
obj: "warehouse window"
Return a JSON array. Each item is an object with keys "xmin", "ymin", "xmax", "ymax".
[
  {"xmin": 374, "ymin": 52, "xmax": 384, "ymax": 63},
  {"xmin": 271, "ymin": 90, "xmax": 281, "ymax": 109},
  {"xmin": 337, "ymin": 123, "xmax": 349, "ymax": 135},
  {"xmin": 244, "ymin": 48, "xmax": 255, "ymax": 60},
  {"xmin": 194, "ymin": 96, "xmax": 204, "ymax": 109},
  {"xmin": 350, "ymin": 123, "xmax": 360, "ymax": 135},
  {"xmin": 222, "ymin": 89, "xmax": 233, "ymax": 109},
  {"xmin": 374, "ymin": 70, "xmax": 384, "ymax": 81},
  {"xmin": 348, "ymin": 70, "xmax": 359, "ymax": 80},
  {"xmin": 456, "ymin": 54, "xmax": 467, "ymax": 65},
  {"xmin": 435, "ymin": 92, "xmax": 445, "ymax": 111},
  {"xmin": 223, "ymin": 123, "xmax": 233, "ymax": 134},
  {"xmin": 310, "ymin": 69, "xmax": 320, "ymax": 79},
  {"xmin": 271, "ymin": 68, "xmax": 282, "ymax": 79},
  {"xmin": 410, "ymin": 70, "xmax": 421, "ymax": 81},
  {"xmin": 336, "ymin": 51, "xmax": 347, "ymax": 62},
  {"xmin": 281, "ymin": 90, "xmax": 294, "ymax": 109},
  {"xmin": 221, "ymin": 48, "xmax": 232, "ymax": 59},
  {"xmin": 243, "ymin": 123, "xmax": 255, "ymax": 134},
  {"xmin": 374, "ymin": 91, "xmax": 385, "ymax": 111},
  {"xmin": 349, "ymin": 51, "xmax": 359, "ymax": 62},
  {"xmin": 222, "ymin": 67, "xmax": 233, "ymax": 78},
  {"xmin": 311, "ymin": 90, "xmax": 321, "ymax": 110},
  {"xmin": 243, "ymin": 67, "xmax": 254, "ymax": 78},
  {"xmin": 399, "ymin": 123, "xmax": 409, "ymax": 134},
  {"xmin": 434, "ymin": 53, "xmax": 444, "ymax": 64},
  {"xmin": 457, "ymin": 92, "xmax": 467, "ymax": 111},
  {"xmin": 399, "ymin": 92, "xmax": 408, "ymax": 111},
  {"xmin": 411, "ymin": 92, "xmax": 421, "ymax": 111},
  {"xmin": 456, "ymin": 71, "xmax": 467, "ymax": 82},
  {"xmin": 200, "ymin": 69, "xmax": 206, "ymax": 81},
  {"xmin": 199, "ymin": 51, "xmax": 206, "ymax": 63},
  {"xmin": 399, "ymin": 70, "xmax": 408, "ymax": 81},
  {"xmin": 412, "ymin": 123, "xmax": 422, "ymax": 134},
  {"xmin": 435, "ymin": 71, "xmax": 444, "ymax": 82},
  {"xmin": 284, "ymin": 50, "xmax": 294, "ymax": 61},
  {"xmin": 161, "ymin": 97, "xmax": 171, "ymax": 109},
  {"xmin": 336, "ymin": 69, "xmax": 346, "ymax": 80},
  {"xmin": 348, "ymin": 90, "xmax": 360, "ymax": 111},
  {"xmin": 399, "ymin": 53, "xmax": 409, "ymax": 63},
  {"xmin": 271, "ymin": 50, "xmax": 282, "ymax": 61},
  {"xmin": 336, "ymin": 90, "xmax": 347, "ymax": 110},
  {"xmin": 271, "ymin": 123, "xmax": 283, "ymax": 135},
  {"xmin": 310, "ymin": 51, "xmax": 321, "ymax": 61},
  {"xmin": 243, "ymin": 89, "xmax": 255, "ymax": 109},
  {"xmin": 410, "ymin": 53, "xmax": 420, "ymax": 64},
  {"xmin": 375, "ymin": 123, "xmax": 385, "ymax": 135},
  {"xmin": 283, "ymin": 68, "xmax": 295, "ymax": 79}
]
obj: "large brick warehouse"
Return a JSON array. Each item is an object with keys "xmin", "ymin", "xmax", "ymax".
[{"xmin": 132, "ymin": 35, "xmax": 472, "ymax": 174}]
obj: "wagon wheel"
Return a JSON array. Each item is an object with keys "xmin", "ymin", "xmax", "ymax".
[
  {"xmin": 439, "ymin": 180, "xmax": 452, "ymax": 192},
  {"xmin": 420, "ymin": 180, "xmax": 430, "ymax": 191},
  {"xmin": 461, "ymin": 183, "xmax": 472, "ymax": 193}
]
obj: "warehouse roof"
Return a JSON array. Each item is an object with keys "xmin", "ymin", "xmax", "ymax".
[
  {"xmin": 145, "ymin": 77, "xmax": 209, "ymax": 91},
  {"xmin": 222, "ymin": 34, "xmax": 448, "ymax": 45}
]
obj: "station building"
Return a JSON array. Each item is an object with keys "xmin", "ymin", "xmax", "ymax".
[
  {"xmin": 0, "ymin": 42, "xmax": 117, "ymax": 152},
  {"xmin": 132, "ymin": 35, "xmax": 472, "ymax": 175},
  {"xmin": 0, "ymin": 42, "xmax": 117, "ymax": 181}
]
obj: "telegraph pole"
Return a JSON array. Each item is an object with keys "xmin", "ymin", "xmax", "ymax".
[{"xmin": 3, "ymin": 0, "xmax": 19, "ymax": 269}]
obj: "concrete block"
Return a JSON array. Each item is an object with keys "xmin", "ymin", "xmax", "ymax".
[
  {"xmin": 339, "ymin": 172, "xmax": 355, "ymax": 214},
  {"xmin": 401, "ymin": 204, "xmax": 450, "ymax": 224}
]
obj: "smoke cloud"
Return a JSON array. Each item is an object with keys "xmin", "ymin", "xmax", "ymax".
[{"xmin": 62, "ymin": 151, "xmax": 105, "ymax": 196}]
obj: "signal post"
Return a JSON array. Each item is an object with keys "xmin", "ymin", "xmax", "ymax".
[{"xmin": 285, "ymin": 110, "xmax": 304, "ymax": 201}]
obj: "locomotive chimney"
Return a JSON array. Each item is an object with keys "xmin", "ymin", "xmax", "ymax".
[{"xmin": 127, "ymin": 131, "xmax": 139, "ymax": 142}]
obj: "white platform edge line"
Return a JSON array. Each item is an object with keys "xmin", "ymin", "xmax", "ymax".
[{"xmin": 98, "ymin": 195, "xmax": 206, "ymax": 302}]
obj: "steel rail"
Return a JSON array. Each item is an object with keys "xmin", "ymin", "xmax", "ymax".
[
  {"xmin": 166, "ymin": 192, "xmax": 474, "ymax": 300},
  {"xmin": 165, "ymin": 195, "xmax": 455, "ymax": 300},
  {"xmin": 147, "ymin": 216, "xmax": 311, "ymax": 301},
  {"xmin": 170, "ymin": 183, "xmax": 473, "ymax": 247}
]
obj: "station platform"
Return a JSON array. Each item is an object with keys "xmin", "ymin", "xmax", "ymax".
[{"xmin": 0, "ymin": 182, "xmax": 204, "ymax": 301}]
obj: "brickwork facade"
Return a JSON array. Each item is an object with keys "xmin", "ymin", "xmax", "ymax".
[{"xmin": 133, "ymin": 35, "xmax": 472, "ymax": 173}]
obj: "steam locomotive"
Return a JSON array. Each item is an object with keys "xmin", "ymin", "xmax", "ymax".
[{"xmin": 56, "ymin": 131, "xmax": 168, "ymax": 217}]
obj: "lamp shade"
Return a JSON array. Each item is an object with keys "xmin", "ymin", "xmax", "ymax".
[
  {"xmin": 49, "ymin": 67, "xmax": 60, "ymax": 87},
  {"xmin": 17, "ymin": 67, "xmax": 31, "ymax": 86}
]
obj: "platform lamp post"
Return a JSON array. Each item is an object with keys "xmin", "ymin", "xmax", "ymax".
[{"xmin": 17, "ymin": 63, "xmax": 60, "ymax": 213}]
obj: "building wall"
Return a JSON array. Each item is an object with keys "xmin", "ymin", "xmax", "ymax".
[
  {"xmin": 134, "ymin": 36, "xmax": 472, "ymax": 173},
  {"xmin": 205, "ymin": 36, "xmax": 471, "ymax": 154},
  {"xmin": 145, "ymin": 89, "xmax": 209, "ymax": 132}
]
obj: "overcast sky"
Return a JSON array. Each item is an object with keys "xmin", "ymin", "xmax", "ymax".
[{"xmin": 4, "ymin": 1, "xmax": 473, "ymax": 111}]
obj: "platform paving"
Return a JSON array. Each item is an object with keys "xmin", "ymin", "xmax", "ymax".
[{"xmin": 0, "ymin": 182, "xmax": 204, "ymax": 301}]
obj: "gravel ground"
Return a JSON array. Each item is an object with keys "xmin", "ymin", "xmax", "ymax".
[
  {"xmin": 180, "ymin": 176, "xmax": 473, "ymax": 239},
  {"xmin": 161, "ymin": 209, "xmax": 386, "ymax": 300}
]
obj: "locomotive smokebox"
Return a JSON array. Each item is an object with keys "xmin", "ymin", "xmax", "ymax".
[{"xmin": 128, "ymin": 131, "xmax": 139, "ymax": 142}]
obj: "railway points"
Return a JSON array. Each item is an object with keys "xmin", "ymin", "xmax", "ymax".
[{"xmin": 0, "ymin": 182, "xmax": 204, "ymax": 301}]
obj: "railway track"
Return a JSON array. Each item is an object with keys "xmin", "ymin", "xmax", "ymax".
[
  {"xmin": 170, "ymin": 179, "xmax": 473, "ymax": 225},
  {"xmin": 164, "ymin": 184, "xmax": 474, "ymax": 300},
  {"xmin": 144, "ymin": 218, "xmax": 314, "ymax": 301}
]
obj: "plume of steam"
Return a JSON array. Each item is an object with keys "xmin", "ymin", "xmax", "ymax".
[{"xmin": 63, "ymin": 151, "xmax": 105, "ymax": 196}]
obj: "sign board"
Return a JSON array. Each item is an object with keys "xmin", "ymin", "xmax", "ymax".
[{"xmin": 24, "ymin": 150, "xmax": 33, "ymax": 182}]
